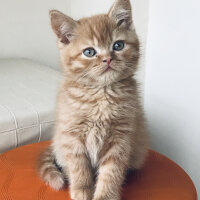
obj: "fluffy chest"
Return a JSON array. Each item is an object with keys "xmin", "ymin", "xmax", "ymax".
[
  {"xmin": 64, "ymin": 86, "xmax": 130, "ymax": 166},
  {"xmin": 85, "ymin": 99, "xmax": 113, "ymax": 167},
  {"xmin": 85, "ymin": 120, "xmax": 109, "ymax": 167}
]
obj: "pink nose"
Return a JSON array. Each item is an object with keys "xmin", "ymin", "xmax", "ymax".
[{"xmin": 103, "ymin": 58, "xmax": 113, "ymax": 65}]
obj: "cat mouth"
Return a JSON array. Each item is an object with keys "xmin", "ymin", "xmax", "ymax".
[{"xmin": 103, "ymin": 65, "xmax": 113, "ymax": 73}]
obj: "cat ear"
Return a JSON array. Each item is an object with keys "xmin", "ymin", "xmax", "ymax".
[
  {"xmin": 49, "ymin": 10, "xmax": 78, "ymax": 44},
  {"xmin": 108, "ymin": 0, "xmax": 133, "ymax": 28}
]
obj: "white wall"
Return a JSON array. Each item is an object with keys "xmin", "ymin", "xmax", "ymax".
[
  {"xmin": 145, "ymin": 0, "xmax": 200, "ymax": 193},
  {"xmin": 0, "ymin": 0, "xmax": 69, "ymax": 69}
]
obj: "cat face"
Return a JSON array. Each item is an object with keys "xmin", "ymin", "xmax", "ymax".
[{"xmin": 50, "ymin": 0, "xmax": 139, "ymax": 87}]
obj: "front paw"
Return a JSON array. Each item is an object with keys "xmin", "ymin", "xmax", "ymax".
[
  {"xmin": 93, "ymin": 196, "xmax": 120, "ymax": 200},
  {"xmin": 71, "ymin": 188, "xmax": 93, "ymax": 200},
  {"xmin": 93, "ymin": 197, "xmax": 119, "ymax": 200}
]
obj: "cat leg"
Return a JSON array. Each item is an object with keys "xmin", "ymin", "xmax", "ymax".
[
  {"xmin": 129, "ymin": 145, "xmax": 148, "ymax": 170},
  {"xmin": 129, "ymin": 130, "xmax": 149, "ymax": 170},
  {"xmin": 57, "ymin": 143, "xmax": 93, "ymax": 200},
  {"xmin": 93, "ymin": 141, "xmax": 130, "ymax": 200}
]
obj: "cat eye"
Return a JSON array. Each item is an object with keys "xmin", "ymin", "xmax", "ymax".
[
  {"xmin": 83, "ymin": 48, "xmax": 96, "ymax": 57},
  {"xmin": 113, "ymin": 41, "xmax": 124, "ymax": 51}
]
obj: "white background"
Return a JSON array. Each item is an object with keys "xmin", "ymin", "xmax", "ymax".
[
  {"xmin": 145, "ymin": 0, "xmax": 200, "ymax": 193},
  {"xmin": 0, "ymin": 0, "xmax": 68, "ymax": 69}
]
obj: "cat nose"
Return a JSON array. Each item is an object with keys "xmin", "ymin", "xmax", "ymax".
[{"xmin": 103, "ymin": 58, "xmax": 113, "ymax": 65}]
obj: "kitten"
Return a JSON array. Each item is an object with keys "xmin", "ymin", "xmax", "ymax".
[{"xmin": 38, "ymin": 0, "xmax": 149, "ymax": 200}]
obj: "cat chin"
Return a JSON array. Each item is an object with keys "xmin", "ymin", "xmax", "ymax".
[
  {"xmin": 91, "ymin": 70, "xmax": 134, "ymax": 87},
  {"xmin": 98, "ymin": 73, "xmax": 123, "ymax": 86},
  {"xmin": 67, "ymin": 66, "xmax": 133, "ymax": 87},
  {"xmin": 76, "ymin": 75, "xmax": 118, "ymax": 88}
]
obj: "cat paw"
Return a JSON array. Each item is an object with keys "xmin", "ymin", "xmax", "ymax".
[
  {"xmin": 93, "ymin": 199, "xmax": 118, "ymax": 200},
  {"xmin": 93, "ymin": 197, "xmax": 119, "ymax": 200},
  {"xmin": 71, "ymin": 188, "xmax": 93, "ymax": 200}
]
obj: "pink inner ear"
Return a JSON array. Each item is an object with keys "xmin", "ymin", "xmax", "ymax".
[
  {"xmin": 117, "ymin": 19, "xmax": 125, "ymax": 27},
  {"xmin": 60, "ymin": 37, "xmax": 70, "ymax": 44},
  {"xmin": 60, "ymin": 33, "xmax": 73, "ymax": 44}
]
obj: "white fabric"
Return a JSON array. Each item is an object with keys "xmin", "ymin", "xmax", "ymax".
[{"xmin": 0, "ymin": 58, "xmax": 61, "ymax": 153}]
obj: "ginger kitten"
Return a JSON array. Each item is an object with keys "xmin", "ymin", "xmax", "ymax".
[{"xmin": 38, "ymin": 0, "xmax": 149, "ymax": 200}]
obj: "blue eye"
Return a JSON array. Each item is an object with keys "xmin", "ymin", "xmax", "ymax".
[
  {"xmin": 83, "ymin": 48, "xmax": 96, "ymax": 57},
  {"xmin": 113, "ymin": 41, "xmax": 124, "ymax": 51}
]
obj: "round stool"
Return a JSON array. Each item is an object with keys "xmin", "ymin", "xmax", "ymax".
[{"xmin": 0, "ymin": 141, "xmax": 197, "ymax": 200}]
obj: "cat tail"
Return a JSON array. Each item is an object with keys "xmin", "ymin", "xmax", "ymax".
[{"xmin": 38, "ymin": 147, "xmax": 65, "ymax": 190}]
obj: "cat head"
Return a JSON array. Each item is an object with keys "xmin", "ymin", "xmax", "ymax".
[{"xmin": 50, "ymin": 0, "xmax": 140, "ymax": 87}]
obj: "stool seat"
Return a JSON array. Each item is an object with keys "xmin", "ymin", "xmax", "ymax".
[{"xmin": 0, "ymin": 141, "xmax": 197, "ymax": 200}]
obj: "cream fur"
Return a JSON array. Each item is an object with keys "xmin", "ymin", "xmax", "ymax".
[{"xmin": 38, "ymin": 1, "xmax": 149, "ymax": 200}]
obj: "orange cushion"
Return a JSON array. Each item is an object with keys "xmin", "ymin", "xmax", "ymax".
[{"xmin": 0, "ymin": 141, "xmax": 197, "ymax": 200}]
